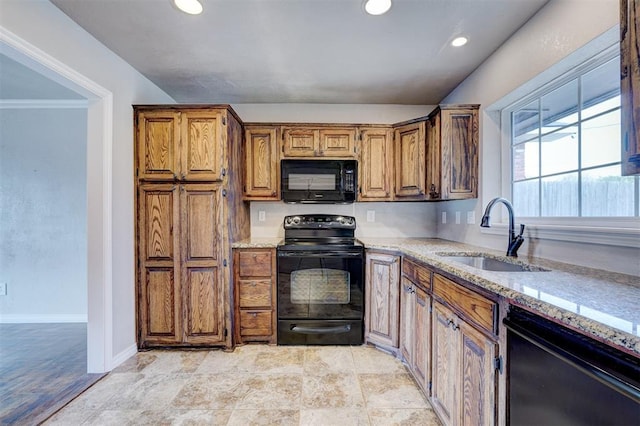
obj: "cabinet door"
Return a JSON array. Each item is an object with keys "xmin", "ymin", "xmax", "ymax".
[
  {"xmin": 365, "ymin": 252, "xmax": 400, "ymax": 349},
  {"xmin": 136, "ymin": 111, "xmax": 180, "ymax": 180},
  {"xmin": 394, "ymin": 121, "xmax": 426, "ymax": 198},
  {"xmin": 426, "ymin": 113, "xmax": 442, "ymax": 200},
  {"xmin": 621, "ymin": 0, "xmax": 640, "ymax": 175},
  {"xmin": 459, "ymin": 321, "xmax": 497, "ymax": 426},
  {"xmin": 318, "ymin": 128, "xmax": 356, "ymax": 157},
  {"xmin": 431, "ymin": 301, "xmax": 458, "ymax": 426},
  {"xmin": 359, "ymin": 127, "xmax": 393, "ymax": 200},
  {"xmin": 180, "ymin": 110, "xmax": 225, "ymax": 181},
  {"xmin": 400, "ymin": 277, "xmax": 415, "ymax": 366},
  {"xmin": 282, "ymin": 127, "xmax": 318, "ymax": 157},
  {"xmin": 413, "ymin": 286, "xmax": 431, "ymax": 392},
  {"xmin": 439, "ymin": 107, "xmax": 478, "ymax": 199},
  {"xmin": 244, "ymin": 127, "xmax": 279, "ymax": 199},
  {"xmin": 180, "ymin": 184, "xmax": 225, "ymax": 345},
  {"xmin": 137, "ymin": 184, "xmax": 181, "ymax": 345}
]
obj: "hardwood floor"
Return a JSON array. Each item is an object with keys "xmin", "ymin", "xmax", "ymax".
[{"xmin": 0, "ymin": 323, "xmax": 104, "ymax": 425}]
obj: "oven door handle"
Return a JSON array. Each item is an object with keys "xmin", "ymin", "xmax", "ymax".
[
  {"xmin": 290, "ymin": 324, "xmax": 352, "ymax": 334},
  {"xmin": 278, "ymin": 251, "xmax": 362, "ymax": 258}
]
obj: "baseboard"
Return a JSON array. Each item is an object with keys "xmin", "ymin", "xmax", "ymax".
[
  {"xmin": 110, "ymin": 343, "xmax": 138, "ymax": 370},
  {"xmin": 0, "ymin": 314, "xmax": 88, "ymax": 323}
]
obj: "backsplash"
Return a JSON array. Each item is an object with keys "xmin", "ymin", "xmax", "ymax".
[{"xmin": 249, "ymin": 202, "xmax": 438, "ymax": 240}]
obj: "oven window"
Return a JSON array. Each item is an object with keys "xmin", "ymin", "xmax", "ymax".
[
  {"xmin": 288, "ymin": 174, "xmax": 336, "ymax": 191},
  {"xmin": 290, "ymin": 268, "xmax": 350, "ymax": 304}
]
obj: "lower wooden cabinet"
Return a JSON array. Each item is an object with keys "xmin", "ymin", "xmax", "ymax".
[
  {"xmin": 137, "ymin": 183, "xmax": 227, "ymax": 347},
  {"xmin": 233, "ymin": 248, "xmax": 276, "ymax": 344},
  {"xmin": 431, "ymin": 273, "xmax": 498, "ymax": 426},
  {"xmin": 365, "ymin": 251, "xmax": 400, "ymax": 350}
]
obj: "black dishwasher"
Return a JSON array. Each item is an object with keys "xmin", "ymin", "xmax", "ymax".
[{"xmin": 504, "ymin": 306, "xmax": 640, "ymax": 426}]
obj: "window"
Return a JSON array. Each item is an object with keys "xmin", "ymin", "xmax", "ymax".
[{"xmin": 508, "ymin": 52, "xmax": 639, "ymax": 218}]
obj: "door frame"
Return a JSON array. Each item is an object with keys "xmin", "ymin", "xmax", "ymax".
[{"xmin": 1, "ymin": 28, "xmax": 113, "ymax": 373}]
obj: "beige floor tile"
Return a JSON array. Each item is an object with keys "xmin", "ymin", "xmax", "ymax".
[
  {"xmin": 235, "ymin": 374, "xmax": 303, "ymax": 409},
  {"xmin": 226, "ymin": 409, "xmax": 300, "ymax": 425},
  {"xmin": 359, "ymin": 373, "xmax": 429, "ymax": 409},
  {"xmin": 196, "ymin": 345, "xmax": 264, "ymax": 374},
  {"xmin": 137, "ymin": 409, "xmax": 232, "ymax": 425},
  {"xmin": 172, "ymin": 373, "xmax": 251, "ymax": 410},
  {"xmin": 250, "ymin": 345, "xmax": 305, "ymax": 374},
  {"xmin": 43, "ymin": 408, "xmax": 99, "ymax": 425},
  {"xmin": 132, "ymin": 350, "xmax": 209, "ymax": 375},
  {"xmin": 61, "ymin": 373, "xmax": 145, "ymax": 411},
  {"xmin": 111, "ymin": 351, "xmax": 158, "ymax": 374},
  {"xmin": 350, "ymin": 346, "xmax": 406, "ymax": 374},
  {"xmin": 102, "ymin": 373, "xmax": 190, "ymax": 410},
  {"xmin": 303, "ymin": 346, "xmax": 356, "ymax": 375},
  {"xmin": 300, "ymin": 408, "xmax": 370, "ymax": 426},
  {"xmin": 368, "ymin": 408, "xmax": 441, "ymax": 425},
  {"xmin": 302, "ymin": 373, "xmax": 365, "ymax": 409},
  {"xmin": 82, "ymin": 409, "xmax": 143, "ymax": 425}
]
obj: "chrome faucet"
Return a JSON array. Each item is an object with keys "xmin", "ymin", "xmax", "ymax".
[{"xmin": 480, "ymin": 197, "xmax": 525, "ymax": 257}]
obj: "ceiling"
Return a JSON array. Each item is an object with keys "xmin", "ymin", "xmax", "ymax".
[{"xmin": 47, "ymin": 0, "xmax": 550, "ymax": 104}]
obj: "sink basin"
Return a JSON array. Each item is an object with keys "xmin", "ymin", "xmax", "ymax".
[{"xmin": 438, "ymin": 254, "xmax": 549, "ymax": 272}]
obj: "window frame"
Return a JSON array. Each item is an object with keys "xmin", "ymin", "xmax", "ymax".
[{"xmin": 494, "ymin": 44, "xmax": 640, "ymax": 249}]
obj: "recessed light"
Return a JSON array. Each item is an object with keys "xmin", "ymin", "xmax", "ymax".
[
  {"xmin": 173, "ymin": 0, "xmax": 203, "ymax": 15},
  {"xmin": 451, "ymin": 36, "xmax": 468, "ymax": 47},
  {"xmin": 364, "ymin": 0, "xmax": 392, "ymax": 16}
]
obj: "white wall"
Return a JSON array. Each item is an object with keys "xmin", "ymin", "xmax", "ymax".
[
  {"xmin": 0, "ymin": 0, "xmax": 174, "ymax": 366},
  {"xmin": 437, "ymin": 0, "xmax": 640, "ymax": 275},
  {"xmin": 0, "ymin": 107, "xmax": 87, "ymax": 321},
  {"xmin": 235, "ymin": 104, "xmax": 438, "ymax": 239}
]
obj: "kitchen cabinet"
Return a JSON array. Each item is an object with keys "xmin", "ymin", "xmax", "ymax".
[
  {"xmin": 233, "ymin": 248, "xmax": 277, "ymax": 344},
  {"xmin": 400, "ymin": 258, "xmax": 432, "ymax": 393},
  {"xmin": 621, "ymin": 0, "xmax": 640, "ymax": 175},
  {"xmin": 243, "ymin": 126, "xmax": 279, "ymax": 200},
  {"xmin": 136, "ymin": 109, "xmax": 226, "ymax": 182},
  {"xmin": 281, "ymin": 126, "xmax": 357, "ymax": 158},
  {"xmin": 431, "ymin": 273, "xmax": 498, "ymax": 426},
  {"xmin": 358, "ymin": 127, "xmax": 394, "ymax": 201},
  {"xmin": 393, "ymin": 120, "xmax": 426, "ymax": 199},
  {"xmin": 134, "ymin": 105, "xmax": 249, "ymax": 349},
  {"xmin": 137, "ymin": 183, "xmax": 226, "ymax": 346},
  {"xmin": 426, "ymin": 105, "xmax": 479, "ymax": 200},
  {"xmin": 365, "ymin": 251, "xmax": 400, "ymax": 350}
]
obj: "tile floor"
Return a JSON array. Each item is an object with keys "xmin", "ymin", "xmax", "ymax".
[{"xmin": 45, "ymin": 345, "xmax": 441, "ymax": 425}]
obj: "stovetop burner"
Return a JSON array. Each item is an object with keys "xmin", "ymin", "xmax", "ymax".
[{"xmin": 279, "ymin": 214, "xmax": 360, "ymax": 251}]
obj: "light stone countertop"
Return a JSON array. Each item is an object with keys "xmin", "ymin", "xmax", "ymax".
[{"xmin": 233, "ymin": 237, "xmax": 640, "ymax": 356}]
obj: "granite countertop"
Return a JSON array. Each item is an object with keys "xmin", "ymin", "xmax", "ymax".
[
  {"xmin": 233, "ymin": 237, "xmax": 640, "ymax": 356},
  {"xmin": 361, "ymin": 238, "xmax": 640, "ymax": 357}
]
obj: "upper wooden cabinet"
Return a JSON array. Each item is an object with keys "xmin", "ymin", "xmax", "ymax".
[
  {"xmin": 394, "ymin": 121, "xmax": 426, "ymax": 199},
  {"xmin": 136, "ymin": 108, "xmax": 226, "ymax": 181},
  {"xmin": 426, "ymin": 105, "xmax": 479, "ymax": 200},
  {"xmin": 281, "ymin": 126, "xmax": 357, "ymax": 158},
  {"xmin": 244, "ymin": 126, "xmax": 279, "ymax": 200},
  {"xmin": 358, "ymin": 127, "xmax": 394, "ymax": 201},
  {"xmin": 621, "ymin": 0, "xmax": 640, "ymax": 175}
]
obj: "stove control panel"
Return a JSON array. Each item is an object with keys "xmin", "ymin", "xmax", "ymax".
[{"xmin": 284, "ymin": 214, "xmax": 356, "ymax": 229}]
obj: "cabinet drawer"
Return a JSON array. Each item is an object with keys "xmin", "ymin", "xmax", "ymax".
[
  {"xmin": 238, "ymin": 251, "xmax": 273, "ymax": 277},
  {"xmin": 402, "ymin": 258, "xmax": 431, "ymax": 289},
  {"xmin": 433, "ymin": 274, "xmax": 496, "ymax": 334},
  {"xmin": 239, "ymin": 311, "xmax": 272, "ymax": 336},
  {"xmin": 239, "ymin": 279, "xmax": 272, "ymax": 308}
]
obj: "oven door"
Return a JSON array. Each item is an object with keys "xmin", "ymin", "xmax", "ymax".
[{"xmin": 277, "ymin": 248, "xmax": 364, "ymax": 345}]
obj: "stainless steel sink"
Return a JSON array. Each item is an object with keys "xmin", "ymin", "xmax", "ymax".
[{"xmin": 438, "ymin": 254, "xmax": 549, "ymax": 272}]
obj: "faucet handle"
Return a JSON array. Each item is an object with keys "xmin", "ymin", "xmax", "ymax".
[{"xmin": 518, "ymin": 224, "xmax": 525, "ymax": 236}]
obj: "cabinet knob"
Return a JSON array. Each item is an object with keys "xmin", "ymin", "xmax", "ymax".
[{"xmin": 429, "ymin": 184, "xmax": 440, "ymax": 199}]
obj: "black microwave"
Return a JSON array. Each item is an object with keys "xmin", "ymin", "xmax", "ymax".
[{"xmin": 281, "ymin": 159, "xmax": 357, "ymax": 203}]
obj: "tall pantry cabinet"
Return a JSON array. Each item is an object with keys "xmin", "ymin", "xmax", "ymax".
[{"xmin": 134, "ymin": 105, "xmax": 249, "ymax": 349}]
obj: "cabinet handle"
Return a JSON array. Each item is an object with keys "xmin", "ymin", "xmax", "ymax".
[
  {"xmin": 222, "ymin": 189, "xmax": 227, "ymax": 197},
  {"xmin": 450, "ymin": 320, "xmax": 459, "ymax": 331},
  {"xmin": 429, "ymin": 184, "xmax": 440, "ymax": 199},
  {"xmin": 221, "ymin": 168, "xmax": 226, "ymax": 177}
]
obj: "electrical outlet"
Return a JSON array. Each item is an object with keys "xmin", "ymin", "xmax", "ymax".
[
  {"xmin": 441, "ymin": 212, "xmax": 447, "ymax": 224},
  {"xmin": 455, "ymin": 211, "xmax": 461, "ymax": 224},
  {"xmin": 366, "ymin": 210, "xmax": 375, "ymax": 222},
  {"xmin": 467, "ymin": 211, "xmax": 475, "ymax": 224},
  {"xmin": 0, "ymin": 283, "xmax": 6, "ymax": 296},
  {"xmin": 258, "ymin": 211, "xmax": 266, "ymax": 222}
]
